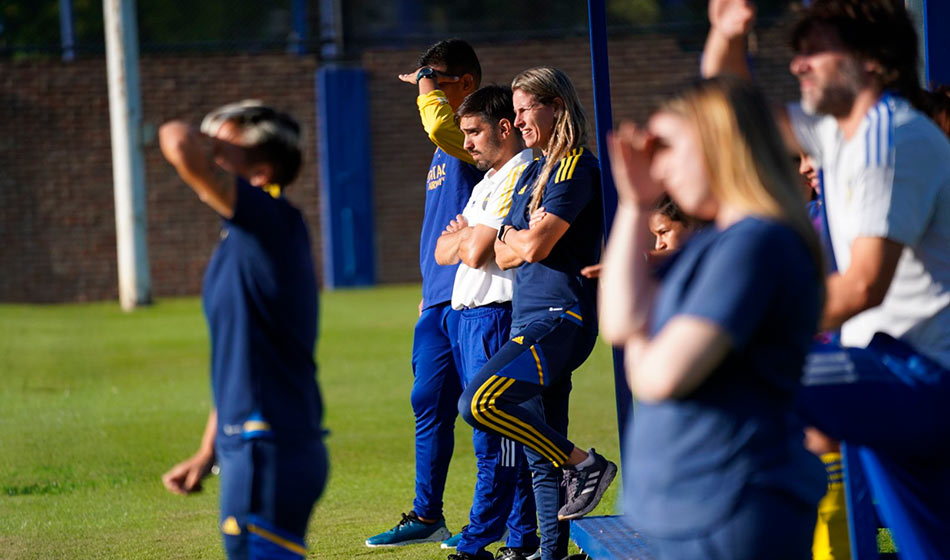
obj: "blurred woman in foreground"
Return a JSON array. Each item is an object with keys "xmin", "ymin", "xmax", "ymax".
[{"xmin": 599, "ymin": 76, "xmax": 826, "ymax": 559}]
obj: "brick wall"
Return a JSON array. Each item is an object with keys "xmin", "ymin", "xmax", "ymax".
[
  {"xmin": 363, "ymin": 20, "xmax": 800, "ymax": 285},
  {"xmin": 1, "ymin": 18, "xmax": 800, "ymax": 302},
  {"xmin": 1, "ymin": 54, "xmax": 320, "ymax": 302}
]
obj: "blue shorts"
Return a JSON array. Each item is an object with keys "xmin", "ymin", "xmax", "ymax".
[
  {"xmin": 217, "ymin": 436, "xmax": 328, "ymax": 560},
  {"xmin": 798, "ymin": 333, "xmax": 950, "ymax": 560}
]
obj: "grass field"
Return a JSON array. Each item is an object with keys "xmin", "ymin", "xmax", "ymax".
[{"xmin": 0, "ymin": 284, "xmax": 621, "ymax": 559}]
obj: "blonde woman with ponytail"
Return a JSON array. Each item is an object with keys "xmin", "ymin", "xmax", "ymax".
[
  {"xmin": 458, "ymin": 67, "xmax": 616, "ymax": 560},
  {"xmin": 600, "ymin": 76, "xmax": 826, "ymax": 559}
]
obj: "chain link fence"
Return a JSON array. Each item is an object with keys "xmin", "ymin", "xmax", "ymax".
[{"xmin": 2, "ymin": 0, "xmax": 796, "ymax": 60}]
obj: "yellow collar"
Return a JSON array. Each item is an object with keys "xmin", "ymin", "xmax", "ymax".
[{"xmin": 263, "ymin": 183, "xmax": 282, "ymax": 199}]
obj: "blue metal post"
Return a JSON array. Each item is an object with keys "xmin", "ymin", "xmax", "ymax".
[
  {"xmin": 59, "ymin": 0, "xmax": 75, "ymax": 61},
  {"xmin": 923, "ymin": 0, "xmax": 950, "ymax": 87},
  {"xmin": 291, "ymin": 0, "xmax": 308, "ymax": 55},
  {"xmin": 316, "ymin": 68, "xmax": 377, "ymax": 288},
  {"xmin": 587, "ymin": 0, "xmax": 633, "ymax": 466},
  {"xmin": 318, "ymin": 0, "xmax": 343, "ymax": 60}
]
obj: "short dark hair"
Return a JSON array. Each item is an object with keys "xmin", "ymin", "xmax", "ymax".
[
  {"xmin": 202, "ymin": 101, "xmax": 303, "ymax": 187},
  {"xmin": 456, "ymin": 85, "xmax": 515, "ymax": 128},
  {"xmin": 791, "ymin": 0, "xmax": 922, "ymax": 107},
  {"xmin": 244, "ymin": 113, "xmax": 302, "ymax": 187},
  {"xmin": 652, "ymin": 193, "xmax": 695, "ymax": 228},
  {"xmin": 419, "ymin": 38, "xmax": 482, "ymax": 88}
]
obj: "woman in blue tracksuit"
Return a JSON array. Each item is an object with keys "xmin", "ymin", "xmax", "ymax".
[
  {"xmin": 159, "ymin": 101, "xmax": 327, "ymax": 560},
  {"xmin": 459, "ymin": 67, "xmax": 617, "ymax": 560},
  {"xmin": 600, "ymin": 77, "xmax": 826, "ymax": 559}
]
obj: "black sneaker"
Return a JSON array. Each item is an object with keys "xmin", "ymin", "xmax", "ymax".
[
  {"xmin": 557, "ymin": 448, "xmax": 617, "ymax": 521},
  {"xmin": 495, "ymin": 546, "xmax": 541, "ymax": 560}
]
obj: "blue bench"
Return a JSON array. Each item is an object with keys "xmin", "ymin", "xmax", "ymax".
[{"xmin": 569, "ymin": 515, "xmax": 653, "ymax": 560}]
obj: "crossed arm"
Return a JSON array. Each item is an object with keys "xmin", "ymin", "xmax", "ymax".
[
  {"xmin": 494, "ymin": 207, "xmax": 571, "ymax": 269},
  {"xmin": 434, "ymin": 215, "xmax": 500, "ymax": 268}
]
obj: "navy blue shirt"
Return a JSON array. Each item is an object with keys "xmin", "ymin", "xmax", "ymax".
[
  {"xmin": 420, "ymin": 147, "xmax": 480, "ymax": 309},
  {"xmin": 625, "ymin": 217, "xmax": 825, "ymax": 537},
  {"xmin": 504, "ymin": 148, "xmax": 602, "ymax": 328},
  {"xmin": 203, "ymin": 180, "xmax": 323, "ymax": 445}
]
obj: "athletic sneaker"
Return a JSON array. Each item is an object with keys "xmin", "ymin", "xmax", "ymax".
[
  {"xmin": 365, "ymin": 512, "xmax": 451, "ymax": 547},
  {"xmin": 441, "ymin": 529, "xmax": 465, "ymax": 550},
  {"xmin": 441, "ymin": 525, "xmax": 510, "ymax": 549},
  {"xmin": 495, "ymin": 546, "xmax": 541, "ymax": 560},
  {"xmin": 557, "ymin": 449, "xmax": 617, "ymax": 521}
]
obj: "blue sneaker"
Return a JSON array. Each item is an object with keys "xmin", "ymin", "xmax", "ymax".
[
  {"xmin": 365, "ymin": 512, "xmax": 451, "ymax": 547},
  {"xmin": 442, "ymin": 525, "xmax": 510, "ymax": 550},
  {"xmin": 441, "ymin": 529, "xmax": 465, "ymax": 550}
]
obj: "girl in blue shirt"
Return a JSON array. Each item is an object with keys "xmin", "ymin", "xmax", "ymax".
[{"xmin": 600, "ymin": 77, "xmax": 826, "ymax": 559}]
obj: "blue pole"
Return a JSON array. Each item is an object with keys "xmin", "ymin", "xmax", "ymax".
[
  {"xmin": 587, "ymin": 0, "xmax": 633, "ymax": 467},
  {"xmin": 923, "ymin": 0, "xmax": 950, "ymax": 87},
  {"xmin": 291, "ymin": 0, "xmax": 308, "ymax": 55},
  {"xmin": 59, "ymin": 0, "xmax": 75, "ymax": 61}
]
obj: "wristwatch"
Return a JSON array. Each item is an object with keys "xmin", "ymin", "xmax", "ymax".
[{"xmin": 416, "ymin": 67, "xmax": 438, "ymax": 82}]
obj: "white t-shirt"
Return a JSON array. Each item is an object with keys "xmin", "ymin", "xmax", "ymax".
[
  {"xmin": 788, "ymin": 95, "xmax": 950, "ymax": 368},
  {"xmin": 451, "ymin": 149, "xmax": 533, "ymax": 310}
]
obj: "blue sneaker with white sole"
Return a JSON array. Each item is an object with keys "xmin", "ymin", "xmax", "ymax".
[
  {"xmin": 441, "ymin": 525, "xmax": 511, "ymax": 550},
  {"xmin": 440, "ymin": 529, "xmax": 464, "ymax": 549},
  {"xmin": 365, "ymin": 512, "xmax": 451, "ymax": 547}
]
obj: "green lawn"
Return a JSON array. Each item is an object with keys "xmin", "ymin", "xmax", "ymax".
[{"xmin": 0, "ymin": 285, "xmax": 621, "ymax": 559}]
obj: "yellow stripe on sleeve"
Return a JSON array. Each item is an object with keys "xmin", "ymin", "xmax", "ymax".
[
  {"xmin": 564, "ymin": 153, "xmax": 581, "ymax": 181},
  {"xmin": 494, "ymin": 165, "xmax": 524, "ymax": 218},
  {"xmin": 554, "ymin": 159, "xmax": 568, "ymax": 183}
]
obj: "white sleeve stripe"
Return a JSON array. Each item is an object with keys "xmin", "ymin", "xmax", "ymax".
[
  {"xmin": 865, "ymin": 98, "xmax": 895, "ymax": 168},
  {"xmin": 878, "ymin": 103, "xmax": 886, "ymax": 166}
]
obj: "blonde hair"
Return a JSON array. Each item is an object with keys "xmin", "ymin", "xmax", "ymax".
[
  {"xmin": 661, "ymin": 76, "xmax": 824, "ymax": 280},
  {"xmin": 511, "ymin": 67, "xmax": 589, "ymax": 212}
]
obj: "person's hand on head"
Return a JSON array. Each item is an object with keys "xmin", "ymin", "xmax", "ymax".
[
  {"xmin": 608, "ymin": 122, "xmax": 664, "ymax": 208},
  {"xmin": 398, "ymin": 67, "xmax": 461, "ymax": 87},
  {"xmin": 708, "ymin": 0, "xmax": 756, "ymax": 40}
]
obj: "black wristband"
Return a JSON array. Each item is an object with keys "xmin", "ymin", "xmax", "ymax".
[{"xmin": 497, "ymin": 225, "xmax": 510, "ymax": 242}]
